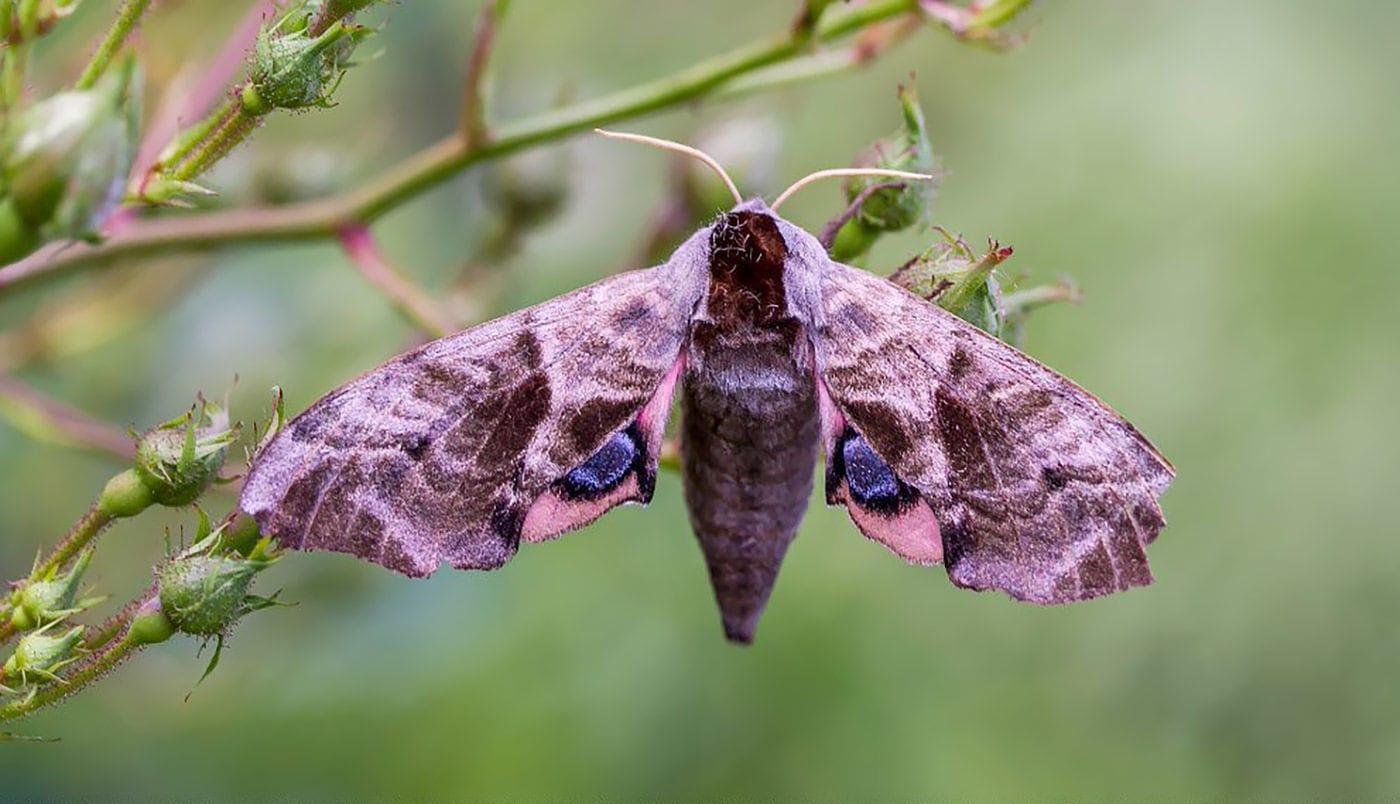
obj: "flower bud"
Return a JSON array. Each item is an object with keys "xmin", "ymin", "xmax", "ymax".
[
  {"xmin": 157, "ymin": 554, "xmax": 270, "ymax": 636},
  {"xmin": 0, "ymin": 57, "xmax": 139, "ymax": 259},
  {"xmin": 2, "ymin": 624, "xmax": 84, "ymax": 687},
  {"xmin": 125, "ymin": 597, "xmax": 175, "ymax": 646},
  {"xmin": 8, "ymin": 548, "xmax": 95, "ymax": 631},
  {"xmin": 244, "ymin": 10, "xmax": 368, "ymax": 115},
  {"xmin": 842, "ymin": 83, "xmax": 940, "ymax": 234},
  {"xmin": 133, "ymin": 397, "xmax": 238, "ymax": 507},
  {"xmin": 890, "ymin": 231, "xmax": 1013, "ymax": 337}
]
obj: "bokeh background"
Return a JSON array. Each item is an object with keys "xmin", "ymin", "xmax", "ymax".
[{"xmin": 3, "ymin": 0, "xmax": 1398, "ymax": 799}]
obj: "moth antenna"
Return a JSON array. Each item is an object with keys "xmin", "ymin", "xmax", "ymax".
[
  {"xmin": 595, "ymin": 128, "xmax": 743, "ymax": 205},
  {"xmin": 770, "ymin": 168, "xmax": 936, "ymax": 211}
]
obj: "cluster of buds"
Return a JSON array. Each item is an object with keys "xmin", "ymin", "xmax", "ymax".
[
  {"xmin": 98, "ymin": 395, "xmax": 240, "ymax": 518},
  {"xmin": 891, "ymin": 228, "xmax": 1083, "ymax": 347},
  {"xmin": 829, "ymin": 83, "xmax": 940, "ymax": 263},
  {"xmin": 139, "ymin": 0, "xmax": 383, "ymax": 205},
  {"xmin": 0, "ymin": 58, "xmax": 139, "ymax": 262}
]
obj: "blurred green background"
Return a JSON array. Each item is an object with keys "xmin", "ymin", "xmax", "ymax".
[{"xmin": 2, "ymin": 0, "xmax": 1398, "ymax": 799}]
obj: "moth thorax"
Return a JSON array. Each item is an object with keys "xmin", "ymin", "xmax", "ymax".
[{"xmin": 706, "ymin": 212, "xmax": 788, "ymax": 327}]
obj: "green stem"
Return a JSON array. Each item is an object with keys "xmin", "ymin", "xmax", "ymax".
[
  {"xmin": 154, "ymin": 97, "xmax": 236, "ymax": 176},
  {"xmin": 0, "ymin": 0, "xmax": 36, "ymax": 108},
  {"xmin": 83, "ymin": 583, "xmax": 155, "ymax": 653},
  {"xmin": 169, "ymin": 104, "xmax": 259, "ymax": 181},
  {"xmin": 33, "ymin": 504, "xmax": 113, "ymax": 582},
  {"xmin": 74, "ymin": 0, "xmax": 153, "ymax": 90},
  {"xmin": 0, "ymin": 0, "xmax": 920, "ymax": 294}
]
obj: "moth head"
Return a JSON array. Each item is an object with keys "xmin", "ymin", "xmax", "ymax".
[{"xmin": 595, "ymin": 128, "xmax": 933, "ymax": 216}]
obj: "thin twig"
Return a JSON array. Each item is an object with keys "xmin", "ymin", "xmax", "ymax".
[
  {"xmin": 0, "ymin": 0, "xmax": 923, "ymax": 294},
  {"xmin": 74, "ymin": 0, "xmax": 153, "ymax": 90},
  {"xmin": 0, "ymin": 375, "xmax": 134, "ymax": 460},
  {"xmin": 337, "ymin": 225, "xmax": 457, "ymax": 339},
  {"xmin": 460, "ymin": 0, "xmax": 505, "ymax": 147}
]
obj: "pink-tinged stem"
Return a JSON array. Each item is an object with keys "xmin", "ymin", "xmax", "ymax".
[
  {"xmin": 336, "ymin": 225, "xmax": 457, "ymax": 340},
  {"xmin": 0, "ymin": 374, "xmax": 134, "ymax": 461},
  {"xmin": 460, "ymin": 0, "xmax": 505, "ymax": 145}
]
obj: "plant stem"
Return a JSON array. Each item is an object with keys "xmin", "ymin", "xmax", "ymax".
[
  {"xmin": 83, "ymin": 583, "xmax": 155, "ymax": 653},
  {"xmin": 0, "ymin": 0, "xmax": 921, "ymax": 294},
  {"xmin": 0, "ymin": 374, "xmax": 135, "ymax": 460},
  {"xmin": 337, "ymin": 225, "xmax": 456, "ymax": 338},
  {"xmin": 170, "ymin": 104, "xmax": 259, "ymax": 181},
  {"xmin": 0, "ymin": 0, "xmax": 38, "ymax": 108},
  {"xmin": 74, "ymin": 0, "xmax": 153, "ymax": 90},
  {"xmin": 34, "ymin": 504, "xmax": 113, "ymax": 582},
  {"xmin": 460, "ymin": 0, "xmax": 505, "ymax": 145}
]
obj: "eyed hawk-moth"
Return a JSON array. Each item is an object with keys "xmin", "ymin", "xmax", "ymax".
[{"xmin": 240, "ymin": 133, "xmax": 1174, "ymax": 644}]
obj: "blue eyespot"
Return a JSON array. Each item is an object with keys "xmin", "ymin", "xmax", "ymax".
[
  {"xmin": 561, "ymin": 430, "xmax": 638, "ymax": 498},
  {"xmin": 842, "ymin": 434, "xmax": 901, "ymax": 506}
]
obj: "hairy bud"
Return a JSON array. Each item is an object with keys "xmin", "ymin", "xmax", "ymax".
[
  {"xmin": 1, "ymin": 624, "xmax": 85, "ymax": 688},
  {"xmin": 243, "ymin": 3, "xmax": 372, "ymax": 115},
  {"xmin": 156, "ymin": 548, "xmax": 275, "ymax": 637},
  {"xmin": 132, "ymin": 397, "xmax": 238, "ymax": 507},
  {"xmin": 7, "ymin": 548, "xmax": 96, "ymax": 631},
  {"xmin": 844, "ymin": 84, "xmax": 939, "ymax": 230},
  {"xmin": 890, "ymin": 230, "xmax": 1014, "ymax": 337}
]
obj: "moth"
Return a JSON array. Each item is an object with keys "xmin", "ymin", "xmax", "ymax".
[{"xmin": 241, "ymin": 131, "xmax": 1174, "ymax": 644}]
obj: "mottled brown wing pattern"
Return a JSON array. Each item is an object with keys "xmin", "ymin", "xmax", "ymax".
[
  {"xmin": 816, "ymin": 263, "xmax": 1173, "ymax": 603},
  {"xmin": 240, "ymin": 269, "xmax": 689, "ymax": 577}
]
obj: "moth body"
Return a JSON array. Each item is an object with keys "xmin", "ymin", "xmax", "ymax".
[{"xmin": 680, "ymin": 210, "xmax": 821, "ymax": 643}]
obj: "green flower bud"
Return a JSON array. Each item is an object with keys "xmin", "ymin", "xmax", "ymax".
[
  {"xmin": 890, "ymin": 231, "xmax": 1014, "ymax": 337},
  {"xmin": 8, "ymin": 548, "xmax": 96, "ymax": 631},
  {"xmin": 246, "ymin": 13, "xmax": 368, "ymax": 114},
  {"xmin": 0, "ymin": 57, "xmax": 139, "ymax": 257},
  {"xmin": 157, "ymin": 554, "xmax": 270, "ymax": 636},
  {"xmin": 125, "ymin": 597, "xmax": 175, "ymax": 646},
  {"xmin": 2, "ymin": 624, "xmax": 84, "ymax": 687},
  {"xmin": 133, "ymin": 397, "xmax": 239, "ymax": 507},
  {"xmin": 844, "ymin": 84, "xmax": 939, "ymax": 233}
]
